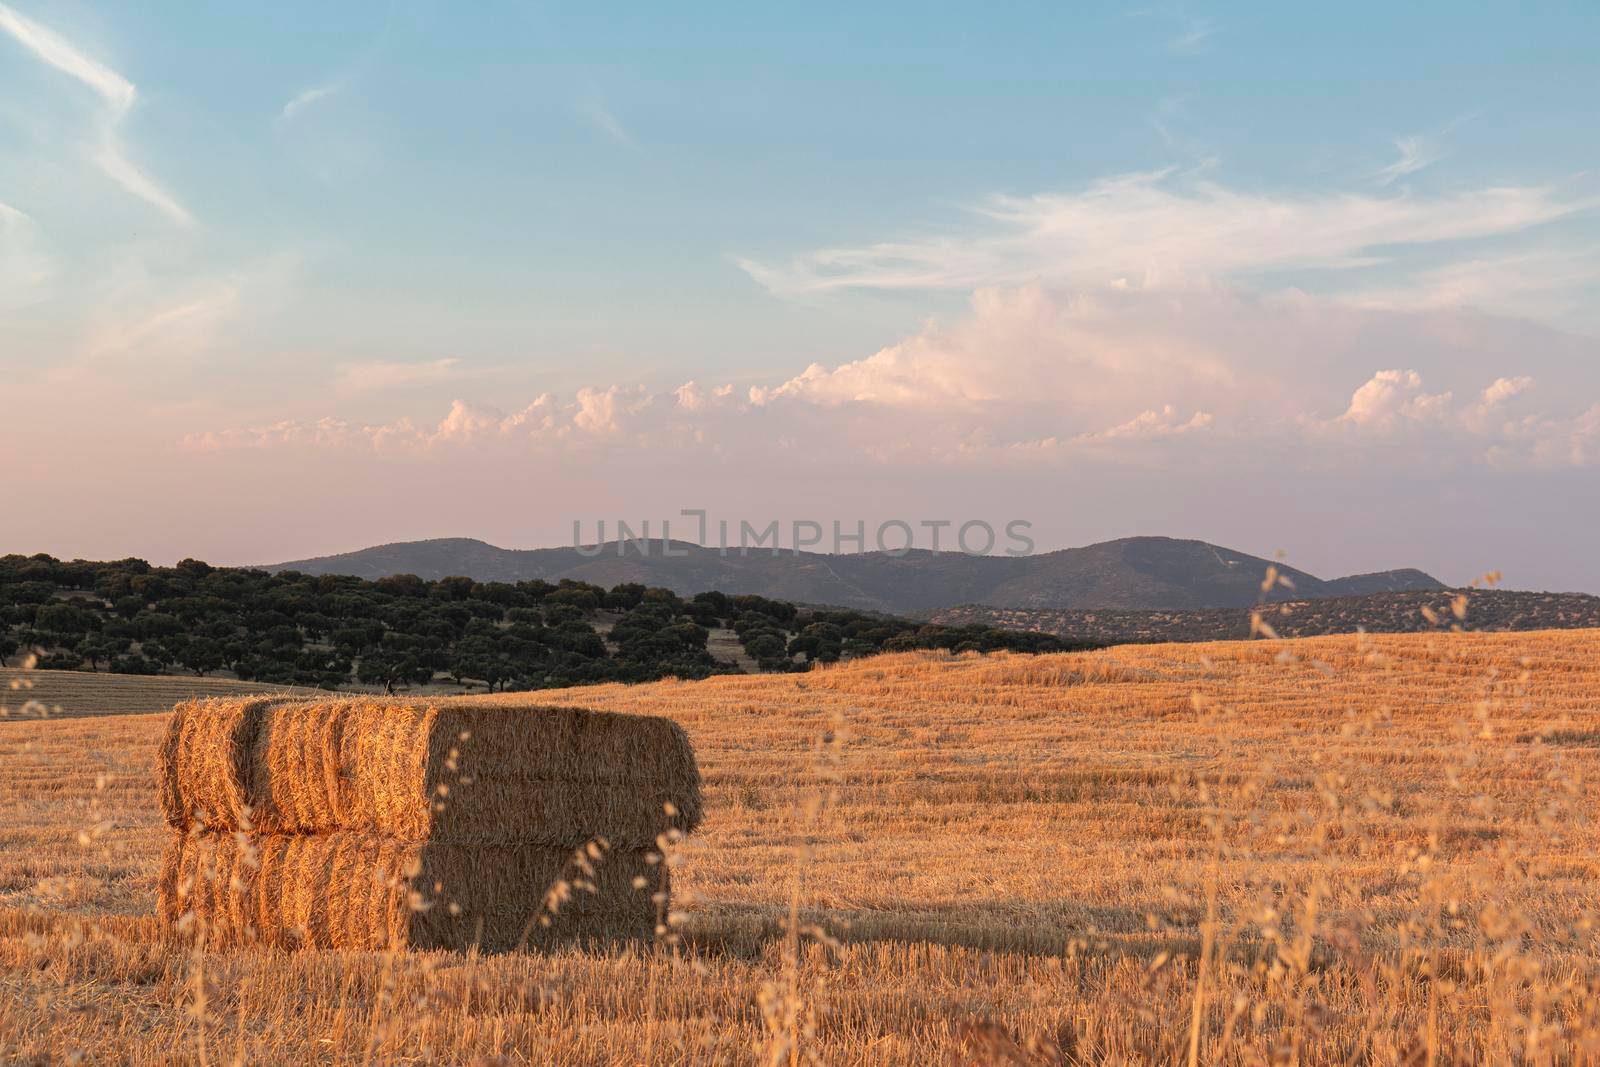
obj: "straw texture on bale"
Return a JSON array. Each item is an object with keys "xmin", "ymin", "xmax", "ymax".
[
  {"xmin": 156, "ymin": 696, "xmax": 294, "ymax": 832},
  {"xmin": 159, "ymin": 697, "xmax": 702, "ymax": 846},
  {"xmin": 157, "ymin": 831, "xmax": 663, "ymax": 952}
]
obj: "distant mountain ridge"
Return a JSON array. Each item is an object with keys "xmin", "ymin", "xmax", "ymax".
[{"xmin": 265, "ymin": 536, "xmax": 1445, "ymax": 615}]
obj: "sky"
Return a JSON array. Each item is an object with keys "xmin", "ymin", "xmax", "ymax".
[{"xmin": 2, "ymin": 2, "xmax": 1598, "ymax": 590}]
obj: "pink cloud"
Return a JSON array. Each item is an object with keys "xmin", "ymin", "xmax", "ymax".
[{"xmin": 180, "ymin": 286, "xmax": 1599, "ymax": 477}]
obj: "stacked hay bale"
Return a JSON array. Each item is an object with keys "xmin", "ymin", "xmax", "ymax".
[{"xmin": 155, "ymin": 696, "xmax": 702, "ymax": 951}]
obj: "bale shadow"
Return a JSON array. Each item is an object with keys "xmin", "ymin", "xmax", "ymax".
[{"xmin": 673, "ymin": 899, "xmax": 1195, "ymax": 962}]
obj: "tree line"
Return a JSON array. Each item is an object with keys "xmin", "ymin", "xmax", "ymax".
[{"xmin": 0, "ymin": 554, "xmax": 1091, "ymax": 693}]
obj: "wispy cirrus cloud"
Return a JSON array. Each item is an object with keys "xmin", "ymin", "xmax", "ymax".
[
  {"xmin": 0, "ymin": 2, "xmax": 132, "ymax": 107},
  {"xmin": 48, "ymin": 252, "xmax": 300, "ymax": 381},
  {"xmin": 0, "ymin": 2, "xmax": 192, "ymax": 225},
  {"xmin": 739, "ymin": 168, "xmax": 1594, "ymax": 302},
  {"xmin": 0, "ymin": 200, "xmax": 32, "ymax": 229},
  {"xmin": 83, "ymin": 285, "xmax": 240, "ymax": 360},
  {"xmin": 334, "ymin": 357, "xmax": 461, "ymax": 392},
  {"xmin": 91, "ymin": 142, "xmax": 193, "ymax": 225},
  {"xmin": 1341, "ymin": 247, "xmax": 1600, "ymax": 328},
  {"xmin": 1167, "ymin": 16, "xmax": 1215, "ymax": 53},
  {"xmin": 1375, "ymin": 135, "xmax": 1442, "ymax": 186},
  {"xmin": 278, "ymin": 84, "xmax": 338, "ymax": 126},
  {"xmin": 0, "ymin": 198, "xmax": 53, "ymax": 309},
  {"xmin": 1127, "ymin": 7, "xmax": 1216, "ymax": 54},
  {"xmin": 578, "ymin": 97, "xmax": 636, "ymax": 149}
]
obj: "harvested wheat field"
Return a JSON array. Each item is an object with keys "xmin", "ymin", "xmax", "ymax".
[
  {"xmin": 0, "ymin": 668, "xmax": 319, "ymax": 720},
  {"xmin": 3, "ymin": 629, "xmax": 1600, "ymax": 1063}
]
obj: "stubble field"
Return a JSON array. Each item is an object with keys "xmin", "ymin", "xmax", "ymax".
[{"xmin": 2, "ymin": 628, "xmax": 1598, "ymax": 1064}]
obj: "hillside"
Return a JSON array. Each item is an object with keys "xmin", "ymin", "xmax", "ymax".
[
  {"xmin": 267, "ymin": 535, "xmax": 1444, "ymax": 613},
  {"xmin": 933, "ymin": 587, "xmax": 1600, "ymax": 644}
]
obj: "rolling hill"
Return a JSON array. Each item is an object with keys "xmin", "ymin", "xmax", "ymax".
[{"xmin": 267, "ymin": 535, "xmax": 1443, "ymax": 614}]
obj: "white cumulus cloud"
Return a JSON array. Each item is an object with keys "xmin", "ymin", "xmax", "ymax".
[{"xmin": 182, "ymin": 285, "xmax": 1600, "ymax": 474}]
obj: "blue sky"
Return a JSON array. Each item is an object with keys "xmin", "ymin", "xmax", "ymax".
[{"xmin": 3, "ymin": 3, "xmax": 1599, "ymax": 589}]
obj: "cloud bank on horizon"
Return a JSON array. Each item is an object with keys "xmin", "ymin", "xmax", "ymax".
[{"xmin": 1, "ymin": 4, "xmax": 1597, "ymax": 590}]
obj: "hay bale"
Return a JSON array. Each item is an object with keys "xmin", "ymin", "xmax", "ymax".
[
  {"xmin": 159, "ymin": 697, "xmax": 702, "ymax": 846},
  {"xmin": 157, "ymin": 696, "xmax": 294, "ymax": 829},
  {"xmin": 157, "ymin": 831, "xmax": 664, "ymax": 952}
]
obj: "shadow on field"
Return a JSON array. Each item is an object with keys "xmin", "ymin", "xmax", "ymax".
[
  {"xmin": 677, "ymin": 901, "xmax": 1199, "ymax": 961},
  {"xmin": 6, "ymin": 899, "xmax": 1351, "ymax": 979}
]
